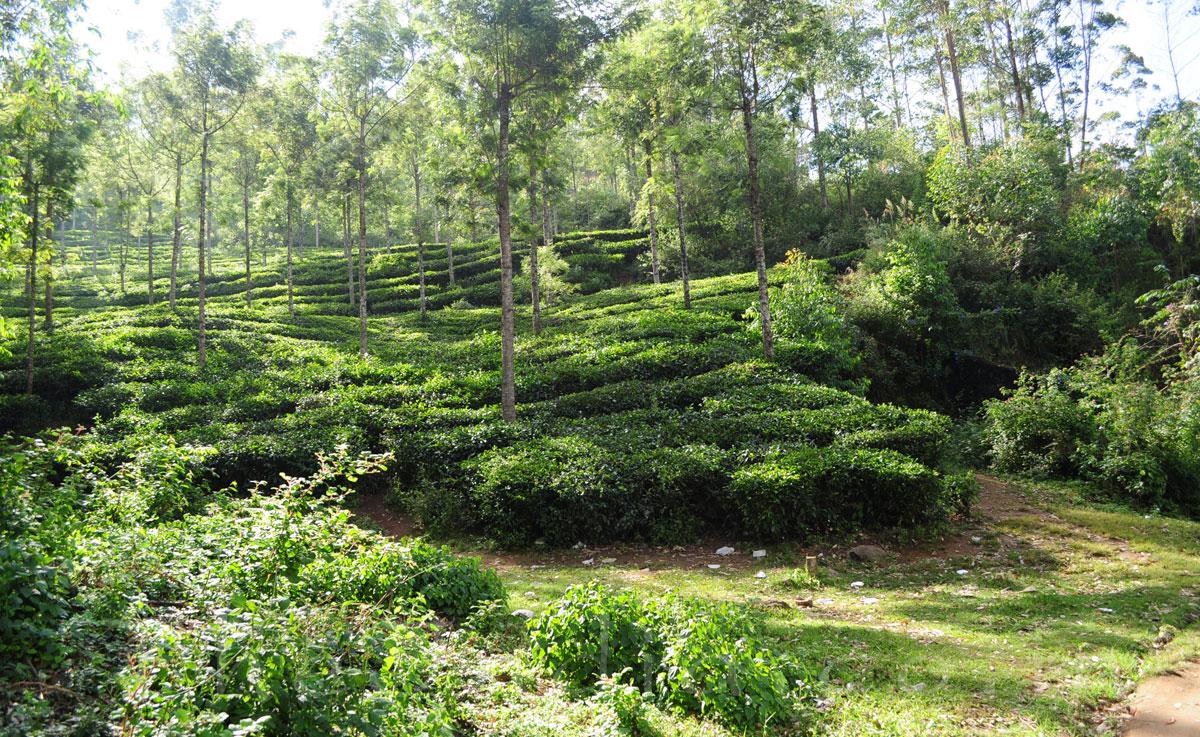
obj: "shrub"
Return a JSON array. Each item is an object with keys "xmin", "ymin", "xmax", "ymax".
[
  {"xmin": 725, "ymin": 447, "xmax": 947, "ymax": 539},
  {"xmin": 118, "ymin": 606, "xmax": 451, "ymax": 737},
  {"xmin": 462, "ymin": 436, "xmax": 623, "ymax": 547},
  {"xmin": 982, "ymin": 370, "xmax": 1095, "ymax": 477},
  {"xmin": 529, "ymin": 583, "xmax": 803, "ymax": 729},
  {"xmin": 529, "ymin": 583, "xmax": 661, "ymax": 686}
]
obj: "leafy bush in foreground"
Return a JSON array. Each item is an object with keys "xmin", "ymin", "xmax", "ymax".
[
  {"xmin": 119, "ymin": 606, "xmax": 452, "ymax": 737},
  {"xmin": 529, "ymin": 582, "xmax": 805, "ymax": 729}
]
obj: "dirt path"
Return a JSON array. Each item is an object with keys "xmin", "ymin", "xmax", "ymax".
[
  {"xmin": 351, "ymin": 476, "xmax": 1027, "ymax": 573},
  {"xmin": 1122, "ymin": 662, "xmax": 1200, "ymax": 736},
  {"xmin": 352, "ymin": 475, "xmax": 1200, "ymax": 736}
]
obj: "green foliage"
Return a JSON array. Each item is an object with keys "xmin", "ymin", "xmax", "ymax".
[
  {"xmin": 984, "ymin": 345, "xmax": 1200, "ymax": 513},
  {"xmin": 118, "ymin": 606, "xmax": 452, "ymax": 737},
  {"xmin": 725, "ymin": 446, "xmax": 949, "ymax": 539},
  {"xmin": 529, "ymin": 582, "xmax": 805, "ymax": 729},
  {"xmin": 928, "ymin": 140, "xmax": 1062, "ymax": 240}
]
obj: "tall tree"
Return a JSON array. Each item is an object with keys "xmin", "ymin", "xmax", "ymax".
[
  {"xmin": 430, "ymin": 0, "xmax": 616, "ymax": 421},
  {"xmin": 259, "ymin": 56, "xmax": 318, "ymax": 318},
  {"xmin": 701, "ymin": 0, "xmax": 821, "ymax": 359},
  {"xmin": 170, "ymin": 10, "xmax": 258, "ymax": 368},
  {"xmin": 324, "ymin": 0, "xmax": 420, "ymax": 357}
]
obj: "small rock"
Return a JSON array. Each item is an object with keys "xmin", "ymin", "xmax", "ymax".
[
  {"xmin": 1097, "ymin": 607, "xmax": 1114, "ymax": 613},
  {"xmin": 970, "ymin": 536, "xmax": 983, "ymax": 545},
  {"xmin": 715, "ymin": 546, "xmax": 736, "ymax": 556},
  {"xmin": 755, "ymin": 571, "xmax": 767, "ymax": 579},
  {"xmin": 529, "ymin": 564, "xmax": 544, "ymax": 570},
  {"xmin": 861, "ymin": 597, "xmax": 880, "ymax": 605},
  {"xmin": 956, "ymin": 569, "xmax": 969, "ymax": 576},
  {"xmin": 848, "ymin": 545, "xmax": 888, "ymax": 563},
  {"xmin": 707, "ymin": 564, "xmax": 721, "ymax": 570},
  {"xmin": 850, "ymin": 581, "xmax": 865, "ymax": 589},
  {"xmin": 911, "ymin": 682, "xmax": 927, "ymax": 692},
  {"xmin": 1020, "ymin": 586, "xmax": 1038, "ymax": 593},
  {"xmin": 815, "ymin": 598, "xmax": 834, "ymax": 606},
  {"xmin": 600, "ymin": 557, "xmax": 616, "ymax": 564},
  {"xmin": 752, "ymin": 549, "xmax": 767, "ymax": 558},
  {"xmin": 512, "ymin": 609, "xmax": 535, "ymax": 618},
  {"xmin": 582, "ymin": 558, "xmax": 594, "ymax": 566},
  {"xmin": 524, "ymin": 591, "xmax": 535, "ymax": 598}
]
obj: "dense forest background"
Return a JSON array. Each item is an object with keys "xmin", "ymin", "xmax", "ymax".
[{"xmin": 1, "ymin": 0, "xmax": 1199, "ymax": 735}]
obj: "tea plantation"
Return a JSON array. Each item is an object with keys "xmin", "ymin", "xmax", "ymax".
[{"xmin": 1, "ymin": 228, "xmax": 971, "ymax": 548}]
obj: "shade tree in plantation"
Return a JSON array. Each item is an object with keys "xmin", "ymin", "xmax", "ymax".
[
  {"xmin": 168, "ymin": 9, "xmax": 259, "ymax": 367},
  {"xmin": 428, "ymin": 0, "xmax": 619, "ymax": 421},
  {"xmin": 258, "ymin": 55, "xmax": 318, "ymax": 317},
  {"xmin": 139, "ymin": 71, "xmax": 200, "ymax": 310},
  {"xmin": 224, "ymin": 115, "xmax": 262, "ymax": 305},
  {"xmin": 322, "ymin": 0, "xmax": 421, "ymax": 357},
  {"xmin": 1, "ymin": 10, "xmax": 97, "ymax": 392},
  {"xmin": 696, "ymin": 0, "xmax": 824, "ymax": 359},
  {"xmin": 118, "ymin": 91, "xmax": 172, "ymax": 307}
]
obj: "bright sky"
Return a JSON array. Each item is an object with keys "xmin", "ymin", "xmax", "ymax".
[
  {"xmin": 78, "ymin": 0, "xmax": 333, "ymax": 82},
  {"xmin": 77, "ymin": 0, "xmax": 1199, "ymax": 123}
]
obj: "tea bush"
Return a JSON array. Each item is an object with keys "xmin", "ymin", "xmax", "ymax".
[
  {"xmin": 725, "ymin": 447, "xmax": 949, "ymax": 539},
  {"xmin": 529, "ymin": 582, "xmax": 805, "ymax": 729}
]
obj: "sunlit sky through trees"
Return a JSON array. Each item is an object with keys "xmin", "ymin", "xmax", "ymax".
[{"xmin": 80, "ymin": 0, "xmax": 1200, "ymax": 144}]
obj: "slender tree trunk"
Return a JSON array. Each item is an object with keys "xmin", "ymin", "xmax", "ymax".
[
  {"xmin": 1049, "ymin": 16, "xmax": 1074, "ymax": 167},
  {"xmin": 416, "ymin": 172, "xmax": 426, "ymax": 321},
  {"xmin": 356, "ymin": 123, "xmax": 369, "ymax": 358},
  {"xmin": 145, "ymin": 199, "xmax": 154, "ymax": 306},
  {"xmin": 1076, "ymin": 0, "xmax": 1091, "ymax": 168},
  {"xmin": 540, "ymin": 172, "xmax": 553, "ymax": 251},
  {"xmin": 741, "ymin": 88, "xmax": 774, "ymax": 359},
  {"xmin": 1003, "ymin": 13, "xmax": 1026, "ymax": 121},
  {"xmin": 205, "ymin": 170, "xmax": 213, "ymax": 278},
  {"xmin": 286, "ymin": 185, "xmax": 295, "ymax": 317},
  {"xmin": 170, "ymin": 152, "xmax": 182, "ymax": 309},
  {"xmin": 447, "ymin": 212, "xmax": 456, "ymax": 287},
  {"xmin": 343, "ymin": 193, "xmax": 354, "ymax": 307},
  {"xmin": 526, "ymin": 164, "xmax": 541, "ymax": 334},
  {"xmin": 90, "ymin": 206, "xmax": 99, "ymax": 278},
  {"xmin": 882, "ymin": 8, "xmax": 903, "ymax": 128},
  {"xmin": 497, "ymin": 85, "xmax": 516, "ymax": 422},
  {"xmin": 941, "ymin": 2, "xmax": 972, "ymax": 148},
  {"xmin": 198, "ymin": 128, "xmax": 209, "ymax": 369},
  {"xmin": 25, "ymin": 182, "xmax": 38, "ymax": 395},
  {"xmin": 936, "ymin": 48, "xmax": 955, "ymax": 140},
  {"xmin": 809, "ymin": 87, "xmax": 828, "ymax": 209},
  {"xmin": 243, "ymin": 184, "xmax": 251, "ymax": 305},
  {"xmin": 643, "ymin": 137, "xmax": 661, "ymax": 284},
  {"xmin": 43, "ymin": 201, "xmax": 53, "ymax": 333},
  {"xmin": 314, "ymin": 195, "xmax": 320, "ymax": 251},
  {"xmin": 670, "ymin": 149, "xmax": 691, "ymax": 310},
  {"xmin": 1163, "ymin": 1, "xmax": 1183, "ymax": 103}
]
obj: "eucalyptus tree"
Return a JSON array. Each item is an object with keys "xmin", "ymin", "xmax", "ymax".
[
  {"xmin": 225, "ymin": 117, "xmax": 261, "ymax": 305},
  {"xmin": 699, "ymin": 0, "xmax": 822, "ymax": 359},
  {"xmin": 323, "ymin": 0, "xmax": 421, "ymax": 357},
  {"xmin": 600, "ymin": 27, "xmax": 664, "ymax": 284},
  {"xmin": 395, "ymin": 84, "xmax": 438, "ymax": 321},
  {"xmin": 428, "ymin": 0, "xmax": 617, "ymax": 421},
  {"xmin": 259, "ymin": 56, "xmax": 318, "ymax": 317},
  {"xmin": 169, "ymin": 9, "xmax": 259, "ymax": 367},
  {"xmin": 119, "ymin": 97, "xmax": 171, "ymax": 306},
  {"xmin": 138, "ymin": 72, "xmax": 200, "ymax": 309},
  {"xmin": 2, "ymin": 5, "xmax": 96, "ymax": 392}
]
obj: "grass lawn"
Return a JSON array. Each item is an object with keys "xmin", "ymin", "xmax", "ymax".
[{"xmin": 367, "ymin": 476, "xmax": 1200, "ymax": 736}]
